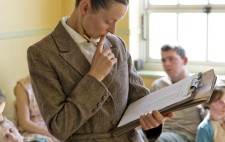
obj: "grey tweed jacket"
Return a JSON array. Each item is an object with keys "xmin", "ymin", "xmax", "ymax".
[{"xmin": 27, "ymin": 21, "xmax": 161, "ymax": 142}]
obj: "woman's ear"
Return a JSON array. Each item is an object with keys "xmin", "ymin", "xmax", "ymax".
[{"xmin": 79, "ymin": 0, "xmax": 90, "ymax": 16}]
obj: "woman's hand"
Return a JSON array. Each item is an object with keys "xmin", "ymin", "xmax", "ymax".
[
  {"xmin": 140, "ymin": 110, "xmax": 174, "ymax": 130},
  {"xmin": 88, "ymin": 35, "xmax": 117, "ymax": 81}
]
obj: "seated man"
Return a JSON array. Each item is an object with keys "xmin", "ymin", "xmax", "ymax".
[{"xmin": 150, "ymin": 44, "xmax": 206, "ymax": 142}]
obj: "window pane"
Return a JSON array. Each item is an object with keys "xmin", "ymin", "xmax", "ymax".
[
  {"xmin": 179, "ymin": 0, "xmax": 208, "ymax": 5},
  {"xmin": 150, "ymin": 0, "xmax": 177, "ymax": 5},
  {"xmin": 178, "ymin": 13, "xmax": 207, "ymax": 61},
  {"xmin": 149, "ymin": 13, "xmax": 177, "ymax": 59},
  {"xmin": 209, "ymin": 0, "xmax": 225, "ymax": 4},
  {"xmin": 208, "ymin": 13, "xmax": 225, "ymax": 62}
]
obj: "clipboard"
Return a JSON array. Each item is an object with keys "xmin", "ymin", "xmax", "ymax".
[{"xmin": 112, "ymin": 69, "xmax": 217, "ymax": 137}]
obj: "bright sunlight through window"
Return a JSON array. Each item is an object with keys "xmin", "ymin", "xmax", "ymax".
[{"xmin": 143, "ymin": 0, "xmax": 225, "ymax": 72}]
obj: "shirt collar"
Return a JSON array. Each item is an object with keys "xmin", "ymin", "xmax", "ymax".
[{"xmin": 61, "ymin": 16, "xmax": 100, "ymax": 45}]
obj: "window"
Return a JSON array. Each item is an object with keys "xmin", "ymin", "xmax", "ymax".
[{"xmin": 142, "ymin": 0, "xmax": 225, "ymax": 74}]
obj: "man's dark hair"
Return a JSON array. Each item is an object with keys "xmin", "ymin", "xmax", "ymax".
[
  {"xmin": 161, "ymin": 44, "xmax": 186, "ymax": 59},
  {"xmin": 76, "ymin": 0, "xmax": 129, "ymax": 11}
]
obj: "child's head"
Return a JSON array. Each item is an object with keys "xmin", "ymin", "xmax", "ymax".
[
  {"xmin": 207, "ymin": 87, "xmax": 225, "ymax": 118},
  {"xmin": 0, "ymin": 118, "xmax": 24, "ymax": 142},
  {"xmin": 0, "ymin": 90, "xmax": 6, "ymax": 123}
]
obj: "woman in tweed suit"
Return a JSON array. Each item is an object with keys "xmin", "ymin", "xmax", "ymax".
[{"xmin": 27, "ymin": 0, "xmax": 173, "ymax": 141}]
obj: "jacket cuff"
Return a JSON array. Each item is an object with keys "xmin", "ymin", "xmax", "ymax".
[{"xmin": 143, "ymin": 124, "xmax": 162, "ymax": 142}]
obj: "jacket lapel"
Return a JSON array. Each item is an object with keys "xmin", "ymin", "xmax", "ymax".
[
  {"xmin": 52, "ymin": 21, "xmax": 118, "ymax": 88},
  {"xmin": 52, "ymin": 22, "xmax": 90, "ymax": 76}
]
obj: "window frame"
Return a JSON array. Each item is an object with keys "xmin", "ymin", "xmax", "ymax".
[{"xmin": 141, "ymin": 0, "xmax": 225, "ymax": 75}]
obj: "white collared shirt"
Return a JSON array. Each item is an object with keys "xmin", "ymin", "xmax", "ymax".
[{"xmin": 61, "ymin": 16, "xmax": 100, "ymax": 63}]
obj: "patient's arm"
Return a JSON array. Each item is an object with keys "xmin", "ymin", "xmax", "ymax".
[{"xmin": 14, "ymin": 83, "xmax": 53, "ymax": 138}]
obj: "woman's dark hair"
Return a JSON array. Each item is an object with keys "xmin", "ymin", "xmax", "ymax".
[{"xmin": 76, "ymin": 0, "xmax": 129, "ymax": 11}]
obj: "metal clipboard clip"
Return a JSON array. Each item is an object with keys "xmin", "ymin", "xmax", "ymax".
[{"xmin": 188, "ymin": 72, "xmax": 202, "ymax": 94}]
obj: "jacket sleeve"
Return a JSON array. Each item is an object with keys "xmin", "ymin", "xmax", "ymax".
[
  {"xmin": 117, "ymin": 38, "xmax": 162, "ymax": 141},
  {"xmin": 143, "ymin": 124, "xmax": 162, "ymax": 142},
  {"xmin": 125, "ymin": 47, "xmax": 150, "ymax": 103}
]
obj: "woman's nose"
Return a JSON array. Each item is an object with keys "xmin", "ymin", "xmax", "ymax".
[{"xmin": 108, "ymin": 23, "xmax": 116, "ymax": 34}]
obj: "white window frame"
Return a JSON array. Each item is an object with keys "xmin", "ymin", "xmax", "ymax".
[{"xmin": 140, "ymin": 0, "xmax": 225, "ymax": 75}]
